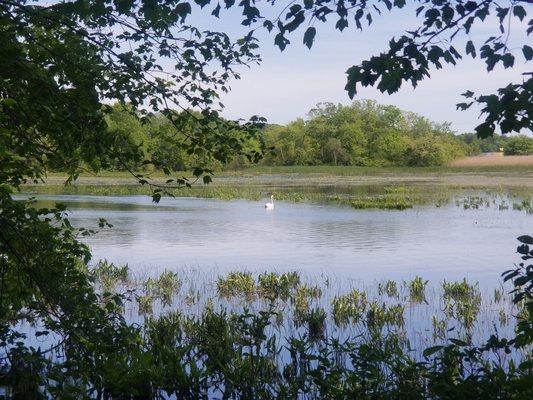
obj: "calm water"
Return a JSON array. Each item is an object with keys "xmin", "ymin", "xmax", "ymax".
[{"xmin": 22, "ymin": 194, "xmax": 532, "ymax": 286}]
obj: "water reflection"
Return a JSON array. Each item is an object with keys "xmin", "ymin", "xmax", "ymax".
[{"xmin": 18, "ymin": 194, "xmax": 532, "ymax": 285}]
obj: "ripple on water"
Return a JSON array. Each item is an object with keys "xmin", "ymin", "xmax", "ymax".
[{"xmin": 20, "ymin": 194, "xmax": 533, "ymax": 286}]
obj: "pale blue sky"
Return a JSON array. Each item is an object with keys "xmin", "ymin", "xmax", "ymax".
[{"xmin": 191, "ymin": 3, "xmax": 530, "ymax": 134}]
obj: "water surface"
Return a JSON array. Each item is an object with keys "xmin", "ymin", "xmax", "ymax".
[{"xmin": 22, "ymin": 194, "xmax": 532, "ymax": 286}]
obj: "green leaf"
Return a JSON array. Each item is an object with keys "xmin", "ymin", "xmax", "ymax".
[
  {"xmin": 336, "ymin": 18, "xmax": 349, "ymax": 31},
  {"xmin": 466, "ymin": 40, "xmax": 476, "ymax": 57},
  {"xmin": 274, "ymin": 33, "xmax": 289, "ymax": 51},
  {"xmin": 449, "ymin": 338, "xmax": 467, "ymax": 346},
  {"xmin": 513, "ymin": 5, "xmax": 526, "ymax": 21},
  {"xmin": 303, "ymin": 27, "xmax": 316, "ymax": 49},
  {"xmin": 523, "ymin": 45, "xmax": 533, "ymax": 61},
  {"xmin": 423, "ymin": 346, "xmax": 443, "ymax": 357},
  {"xmin": 518, "ymin": 235, "xmax": 533, "ymax": 245},
  {"xmin": 175, "ymin": 2, "xmax": 192, "ymax": 21}
]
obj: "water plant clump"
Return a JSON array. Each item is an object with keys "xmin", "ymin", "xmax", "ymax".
[
  {"xmin": 217, "ymin": 271, "xmax": 255, "ymax": 298},
  {"xmin": 257, "ymin": 271, "xmax": 300, "ymax": 300},
  {"xmin": 366, "ymin": 301, "xmax": 405, "ymax": 330},
  {"xmin": 91, "ymin": 259, "xmax": 130, "ymax": 292},
  {"xmin": 137, "ymin": 294, "xmax": 154, "ymax": 315},
  {"xmin": 512, "ymin": 199, "xmax": 533, "ymax": 214},
  {"xmin": 306, "ymin": 307, "xmax": 327, "ymax": 341},
  {"xmin": 494, "ymin": 288, "xmax": 504, "ymax": 303},
  {"xmin": 145, "ymin": 269, "xmax": 181, "ymax": 306},
  {"xmin": 459, "ymin": 196, "xmax": 490, "ymax": 209},
  {"xmin": 378, "ymin": 280, "xmax": 399, "ymax": 298},
  {"xmin": 431, "ymin": 315, "xmax": 447, "ymax": 340},
  {"xmin": 331, "ymin": 288, "xmax": 368, "ymax": 326},
  {"xmin": 292, "ymin": 284, "xmax": 323, "ymax": 322},
  {"xmin": 441, "ymin": 279, "xmax": 482, "ymax": 330},
  {"xmin": 406, "ymin": 276, "xmax": 428, "ymax": 303},
  {"xmin": 442, "ymin": 279, "xmax": 480, "ymax": 302}
]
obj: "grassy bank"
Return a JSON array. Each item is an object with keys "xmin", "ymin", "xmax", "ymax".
[
  {"xmin": 242, "ymin": 163, "xmax": 533, "ymax": 175},
  {"xmin": 25, "ymin": 164, "xmax": 533, "ymax": 189}
]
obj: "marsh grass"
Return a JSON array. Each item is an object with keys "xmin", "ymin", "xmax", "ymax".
[
  {"xmin": 37, "ymin": 260, "xmax": 526, "ymax": 398},
  {"xmin": 20, "ymin": 181, "xmax": 532, "ymax": 214},
  {"xmin": 406, "ymin": 276, "xmax": 428, "ymax": 303},
  {"xmin": 90, "ymin": 265, "xmax": 524, "ymax": 358}
]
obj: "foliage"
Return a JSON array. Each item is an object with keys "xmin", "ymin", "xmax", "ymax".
[
  {"xmin": 457, "ymin": 132, "xmax": 506, "ymax": 153},
  {"xmin": 502, "ymin": 234, "xmax": 533, "ymax": 348},
  {"xmin": 262, "ymin": 101, "xmax": 474, "ymax": 167},
  {"xmin": 250, "ymin": 0, "xmax": 532, "ymax": 137},
  {"xmin": 217, "ymin": 271, "xmax": 256, "ymax": 299},
  {"xmin": 0, "ymin": 0, "xmax": 266, "ymax": 195},
  {"xmin": 504, "ymin": 135, "xmax": 533, "ymax": 155},
  {"xmin": 406, "ymin": 276, "xmax": 428, "ymax": 303},
  {"xmin": 1, "ymin": 0, "xmax": 531, "ymax": 397},
  {"xmin": 2, "ymin": 238, "xmax": 532, "ymax": 398}
]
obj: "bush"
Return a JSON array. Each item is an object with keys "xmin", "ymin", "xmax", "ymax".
[
  {"xmin": 404, "ymin": 135, "xmax": 463, "ymax": 166},
  {"xmin": 504, "ymin": 135, "xmax": 533, "ymax": 155}
]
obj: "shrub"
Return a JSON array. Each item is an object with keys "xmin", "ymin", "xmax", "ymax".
[
  {"xmin": 404, "ymin": 135, "xmax": 464, "ymax": 166},
  {"xmin": 503, "ymin": 135, "xmax": 533, "ymax": 155}
]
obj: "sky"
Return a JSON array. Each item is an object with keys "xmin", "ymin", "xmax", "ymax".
[{"xmin": 190, "ymin": 3, "xmax": 530, "ymax": 134}]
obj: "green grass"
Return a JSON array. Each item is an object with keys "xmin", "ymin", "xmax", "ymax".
[
  {"xmin": 19, "ymin": 183, "xmax": 459, "ymax": 210},
  {"xmin": 238, "ymin": 164, "xmax": 533, "ymax": 175},
  {"xmin": 45, "ymin": 163, "xmax": 533, "ymax": 180},
  {"xmin": 19, "ymin": 181, "xmax": 533, "ymax": 211},
  {"xmin": 18, "ymin": 164, "xmax": 533, "ymax": 211}
]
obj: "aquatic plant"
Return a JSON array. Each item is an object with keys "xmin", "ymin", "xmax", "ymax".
[
  {"xmin": 145, "ymin": 269, "xmax": 181, "ymax": 306},
  {"xmin": 378, "ymin": 280, "xmax": 399, "ymax": 298},
  {"xmin": 455, "ymin": 297, "xmax": 481, "ymax": 330},
  {"xmin": 406, "ymin": 276, "xmax": 428, "ymax": 303},
  {"xmin": 441, "ymin": 279, "xmax": 482, "ymax": 330},
  {"xmin": 257, "ymin": 271, "xmax": 300, "ymax": 300},
  {"xmin": 331, "ymin": 288, "xmax": 368, "ymax": 326},
  {"xmin": 366, "ymin": 301, "xmax": 405, "ymax": 330},
  {"xmin": 498, "ymin": 309, "xmax": 509, "ymax": 327},
  {"xmin": 513, "ymin": 199, "xmax": 533, "ymax": 214},
  {"xmin": 431, "ymin": 315, "xmax": 446, "ymax": 340},
  {"xmin": 91, "ymin": 259, "xmax": 130, "ymax": 292},
  {"xmin": 293, "ymin": 284, "xmax": 323, "ymax": 322},
  {"xmin": 137, "ymin": 294, "xmax": 154, "ymax": 315},
  {"xmin": 494, "ymin": 288, "xmax": 504, "ymax": 303},
  {"xmin": 306, "ymin": 307, "xmax": 327, "ymax": 341},
  {"xmin": 217, "ymin": 271, "xmax": 255, "ymax": 298},
  {"xmin": 442, "ymin": 279, "xmax": 480, "ymax": 302}
]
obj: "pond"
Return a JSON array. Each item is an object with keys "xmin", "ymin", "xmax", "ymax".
[{"xmin": 21, "ymin": 193, "xmax": 532, "ymax": 286}]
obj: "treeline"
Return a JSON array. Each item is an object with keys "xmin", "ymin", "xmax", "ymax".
[
  {"xmin": 263, "ymin": 101, "xmax": 470, "ymax": 167},
  {"xmin": 105, "ymin": 101, "xmax": 531, "ymax": 171}
]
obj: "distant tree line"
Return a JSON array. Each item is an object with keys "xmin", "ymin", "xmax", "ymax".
[{"xmin": 105, "ymin": 101, "xmax": 533, "ymax": 171}]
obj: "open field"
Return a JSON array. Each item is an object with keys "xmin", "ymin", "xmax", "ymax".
[{"xmin": 450, "ymin": 153, "xmax": 533, "ymax": 167}]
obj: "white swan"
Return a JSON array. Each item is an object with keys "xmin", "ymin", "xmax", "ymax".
[{"xmin": 264, "ymin": 195, "xmax": 274, "ymax": 209}]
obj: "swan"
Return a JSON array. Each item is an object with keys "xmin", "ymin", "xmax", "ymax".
[{"xmin": 264, "ymin": 195, "xmax": 274, "ymax": 209}]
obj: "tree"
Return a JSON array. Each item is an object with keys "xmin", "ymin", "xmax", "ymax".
[
  {"xmin": 1, "ymin": 1, "xmax": 531, "ymax": 396},
  {"xmin": 255, "ymin": 0, "xmax": 531, "ymax": 137},
  {"xmin": 260, "ymin": 101, "xmax": 470, "ymax": 166},
  {"xmin": 1, "ymin": 1, "xmax": 265, "ymax": 395},
  {"xmin": 504, "ymin": 135, "xmax": 533, "ymax": 155}
]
